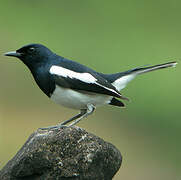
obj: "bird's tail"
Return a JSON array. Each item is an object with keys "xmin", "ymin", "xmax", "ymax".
[
  {"xmin": 125, "ymin": 61, "xmax": 177, "ymax": 75},
  {"xmin": 108, "ymin": 61, "xmax": 177, "ymax": 91}
]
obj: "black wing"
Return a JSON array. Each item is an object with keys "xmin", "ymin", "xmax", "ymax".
[{"xmin": 49, "ymin": 64, "xmax": 123, "ymax": 98}]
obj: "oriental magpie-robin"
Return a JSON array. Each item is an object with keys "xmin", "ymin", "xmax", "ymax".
[{"xmin": 4, "ymin": 44, "xmax": 177, "ymax": 129}]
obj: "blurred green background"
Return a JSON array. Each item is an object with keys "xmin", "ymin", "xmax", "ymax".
[{"xmin": 0, "ymin": 0, "xmax": 180, "ymax": 179}]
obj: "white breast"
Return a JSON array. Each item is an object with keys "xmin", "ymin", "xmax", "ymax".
[{"xmin": 50, "ymin": 85, "xmax": 112, "ymax": 110}]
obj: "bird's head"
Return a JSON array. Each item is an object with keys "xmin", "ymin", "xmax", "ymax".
[{"xmin": 4, "ymin": 44, "xmax": 53, "ymax": 68}]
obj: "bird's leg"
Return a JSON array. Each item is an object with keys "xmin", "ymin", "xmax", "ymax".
[
  {"xmin": 67, "ymin": 104, "xmax": 95, "ymax": 127},
  {"xmin": 39, "ymin": 104, "xmax": 95, "ymax": 130},
  {"xmin": 39, "ymin": 110, "xmax": 88, "ymax": 130},
  {"xmin": 38, "ymin": 124, "xmax": 66, "ymax": 130},
  {"xmin": 38, "ymin": 112, "xmax": 83, "ymax": 130},
  {"xmin": 60, "ymin": 111, "xmax": 86, "ymax": 126}
]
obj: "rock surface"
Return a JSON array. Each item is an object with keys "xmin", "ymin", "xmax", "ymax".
[{"xmin": 0, "ymin": 126, "xmax": 122, "ymax": 180}]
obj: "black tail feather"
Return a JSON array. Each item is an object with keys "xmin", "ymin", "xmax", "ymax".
[
  {"xmin": 109, "ymin": 97, "xmax": 125, "ymax": 107},
  {"xmin": 100, "ymin": 61, "xmax": 177, "ymax": 83}
]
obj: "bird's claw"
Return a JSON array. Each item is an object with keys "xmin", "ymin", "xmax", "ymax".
[{"xmin": 38, "ymin": 124, "xmax": 67, "ymax": 131}]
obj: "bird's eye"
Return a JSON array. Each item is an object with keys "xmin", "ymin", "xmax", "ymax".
[{"xmin": 29, "ymin": 47, "xmax": 35, "ymax": 52}]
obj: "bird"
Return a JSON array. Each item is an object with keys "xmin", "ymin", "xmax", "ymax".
[{"xmin": 4, "ymin": 44, "xmax": 177, "ymax": 129}]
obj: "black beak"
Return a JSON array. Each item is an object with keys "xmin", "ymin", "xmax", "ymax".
[{"xmin": 4, "ymin": 51, "xmax": 21, "ymax": 57}]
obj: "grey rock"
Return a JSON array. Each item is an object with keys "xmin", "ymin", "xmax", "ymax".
[{"xmin": 0, "ymin": 126, "xmax": 122, "ymax": 180}]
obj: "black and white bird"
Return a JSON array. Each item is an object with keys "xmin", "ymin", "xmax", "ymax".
[{"xmin": 4, "ymin": 44, "xmax": 177, "ymax": 129}]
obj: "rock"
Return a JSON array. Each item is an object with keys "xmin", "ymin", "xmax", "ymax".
[{"xmin": 0, "ymin": 126, "xmax": 122, "ymax": 180}]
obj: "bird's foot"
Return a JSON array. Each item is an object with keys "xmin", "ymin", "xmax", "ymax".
[{"xmin": 38, "ymin": 124, "xmax": 67, "ymax": 131}]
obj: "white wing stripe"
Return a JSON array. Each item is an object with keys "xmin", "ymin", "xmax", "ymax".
[
  {"xmin": 95, "ymin": 82, "xmax": 120, "ymax": 96},
  {"xmin": 50, "ymin": 65, "xmax": 120, "ymax": 97},
  {"xmin": 50, "ymin": 65, "xmax": 97, "ymax": 84}
]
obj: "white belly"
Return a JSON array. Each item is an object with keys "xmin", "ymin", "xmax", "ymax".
[{"xmin": 50, "ymin": 85, "xmax": 112, "ymax": 110}]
